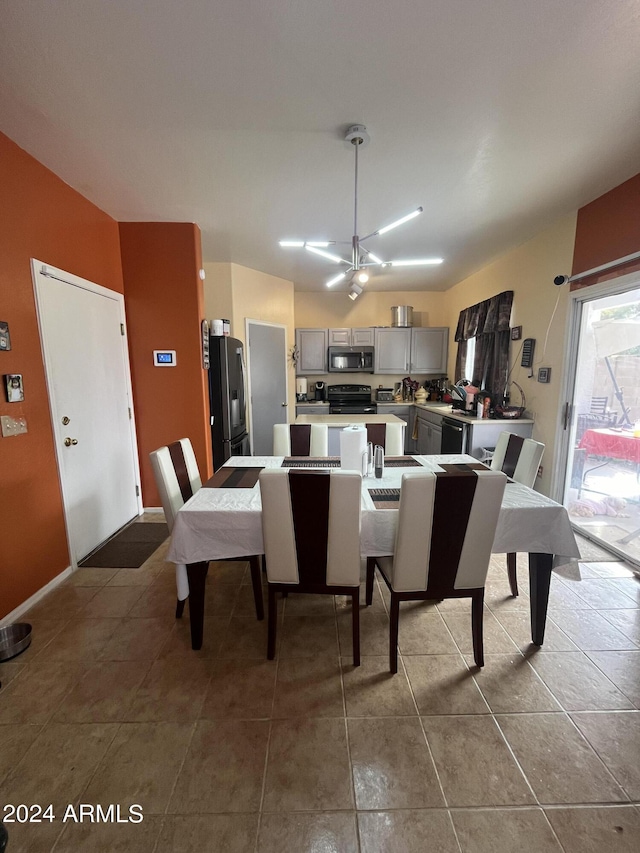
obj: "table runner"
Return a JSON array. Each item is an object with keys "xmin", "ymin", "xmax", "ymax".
[
  {"xmin": 384, "ymin": 456, "xmax": 422, "ymax": 467},
  {"xmin": 203, "ymin": 466, "xmax": 264, "ymax": 488},
  {"xmin": 281, "ymin": 457, "xmax": 340, "ymax": 467}
]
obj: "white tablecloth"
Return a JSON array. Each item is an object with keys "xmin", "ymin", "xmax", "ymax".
[{"xmin": 167, "ymin": 455, "xmax": 580, "ymax": 568}]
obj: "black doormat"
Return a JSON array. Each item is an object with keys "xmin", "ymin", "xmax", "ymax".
[{"xmin": 79, "ymin": 522, "xmax": 169, "ymax": 568}]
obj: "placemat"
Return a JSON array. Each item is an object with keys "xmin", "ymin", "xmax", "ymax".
[
  {"xmin": 438, "ymin": 462, "xmax": 490, "ymax": 473},
  {"xmin": 281, "ymin": 457, "xmax": 340, "ymax": 468},
  {"xmin": 384, "ymin": 456, "xmax": 422, "ymax": 467},
  {"xmin": 369, "ymin": 488, "xmax": 401, "ymax": 509},
  {"xmin": 203, "ymin": 466, "xmax": 264, "ymax": 488}
]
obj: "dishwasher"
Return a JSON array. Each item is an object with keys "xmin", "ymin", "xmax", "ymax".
[{"xmin": 441, "ymin": 417, "xmax": 468, "ymax": 453}]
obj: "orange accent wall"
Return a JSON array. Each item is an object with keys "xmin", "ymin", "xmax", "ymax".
[
  {"xmin": 571, "ymin": 172, "xmax": 640, "ymax": 289},
  {"xmin": 0, "ymin": 132, "xmax": 124, "ymax": 618},
  {"xmin": 119, "ymin": 223, "xmax": 211, "ymax": 506}
]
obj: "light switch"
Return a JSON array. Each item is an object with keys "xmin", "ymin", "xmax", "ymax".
[{"xmin": 1, "ymin": 415, "xmax": 28, "ymax": 436}]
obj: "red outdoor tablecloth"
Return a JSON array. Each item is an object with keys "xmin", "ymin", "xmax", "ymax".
[{"xmin": 579, "ymin": 428, "xmax": 640, "ymax": 464}]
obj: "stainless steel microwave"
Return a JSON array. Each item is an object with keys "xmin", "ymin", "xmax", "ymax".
[{"xmin": 327, "ymin": 346, "xmax": 375, "ymax": 373}]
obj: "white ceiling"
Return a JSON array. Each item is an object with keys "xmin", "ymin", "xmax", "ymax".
[{"xmin": 1, "ymin": 0, "xmax": 639, "ymax": 292}]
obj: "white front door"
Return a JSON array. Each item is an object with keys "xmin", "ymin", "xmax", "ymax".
[
  {"xmin": 32, "ymin": 261, "xmax": 142, "ymax": 563},
  {"xmin": 246, "ymin": 320, "xmax": 288, "ymax": 455}
]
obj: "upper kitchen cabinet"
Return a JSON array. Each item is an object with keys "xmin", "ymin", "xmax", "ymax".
[
  {"xmin": 328, "ymin": 327, "xmax": 374, "ymax": 346},
  {"xmin": 410, "ymin": 327, "xmax": 448, "ymax": 373},
  {"xmin": 374, "ymin": 327, "xmax": 412, "ymax": 373},
  {"xmin": 374, "ymin": 327, "xmax": 449, "ymax": 374},
  {"xmin": 295, "ymin": 328, "xmax": 328, "ymax": 374}
]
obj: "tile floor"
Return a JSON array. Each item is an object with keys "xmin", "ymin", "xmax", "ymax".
[{"xmin": 1, "ymin": 537, "xmax": 639, "ymax": 852}]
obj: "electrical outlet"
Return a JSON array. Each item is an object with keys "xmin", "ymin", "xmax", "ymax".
[
  {"xmin": 537, "ymin": 465, "xmax": 543, "ymax": 478},
  {"xmin": 1, "ymin": 415, "xmax": 28, "ymax": 437}
]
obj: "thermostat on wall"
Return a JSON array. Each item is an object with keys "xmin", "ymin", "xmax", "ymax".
[{"xmin": 153, "ymin": 350, "xmax": 177, "ymax": 367}]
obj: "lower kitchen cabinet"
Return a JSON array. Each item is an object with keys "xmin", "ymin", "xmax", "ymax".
[
  {"xmin": 376, "ymin": 404, "xmax": 415, "ymax": 453},
  {"xmin": 415, "ymin": 410, "xmax": 442, "ymax": 455}
]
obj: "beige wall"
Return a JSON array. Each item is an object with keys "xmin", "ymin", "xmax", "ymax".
[
  {"xmin": 203, "ymin": 261, "xmax": 297, "ymax": 419},
  {"xmin": 442, "ymin": 213, "xmax": 578, "ymax": 496},
  {"xmin": 294, "ymin": 290, "xmax": 447, "ymax": 329}
]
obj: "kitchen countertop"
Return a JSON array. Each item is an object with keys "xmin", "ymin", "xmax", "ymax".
[
  {"xmin": 298, "ymin": 400, "xmax": 534, "ymax": 425},
  {"xmin": 295, "ymin": 413, "xmax": 405, "ymax": 427}
]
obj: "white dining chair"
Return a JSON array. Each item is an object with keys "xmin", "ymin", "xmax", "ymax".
[
  {"xmin": 366, "ymin": 469, "xmax": 507, "ymax": 672},
  {"xmin": 273, "ymin": 423, "xmax": 329, "ymax": 456},
  {"xmin": 364, "ymin": 421, "xmax": 405, "ymax": 456},
  {"xmin": 150, "ymin": 437, "xmax": 264, "ymax": 622},
  {"xmin": 150, "ymin": 438, "xmax": 202, "ymax": 617},
  {"xmin": 490, "ymin": 433, "xmax": 545, "ymax": 596},
  {"xmin": 259, "ymin": 467, "xmax": 363, "ymax": 665}
]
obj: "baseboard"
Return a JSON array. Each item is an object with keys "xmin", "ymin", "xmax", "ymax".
[{"xmin": 0, "ymin": 563, "xmax": 74, "ymax": 628}]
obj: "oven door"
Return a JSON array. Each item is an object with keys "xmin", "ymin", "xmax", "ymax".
[{"xmin": 329, "ymin": 404, "xmax": 377, "ymax": 415}]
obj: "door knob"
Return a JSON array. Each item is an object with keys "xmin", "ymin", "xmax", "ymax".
[
  {"xmin": 64, "ymin": 437, "xmax": 78, "ymax": 446},
  {"xmin": 281, "ymin": 402, "xmax": 288, "ymax": 407}
]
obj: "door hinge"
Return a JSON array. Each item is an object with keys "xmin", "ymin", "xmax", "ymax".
[
  {"xmin": 135, "ymin": 485, "xmax": 140, "ymax": 496},
  {"xmin": 120, "ymin": 323, "xmax": 125, "ymax": 336},
  {"xmin": 128, "ymin": 407, "xmax": 132, "ymax": 420}
]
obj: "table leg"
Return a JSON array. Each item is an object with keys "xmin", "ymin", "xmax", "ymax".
[
  {"xmin": 528, "ymin": 552, "xmax": 553, "ymax": 646},
  {"xmin": 186, "ymin": 561, "xmax": 208, "ymax": 650}
]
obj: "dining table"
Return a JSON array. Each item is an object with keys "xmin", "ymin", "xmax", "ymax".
[{"xmin": 166, "ymin": 454, "xmax": 581, "ymax": 651}]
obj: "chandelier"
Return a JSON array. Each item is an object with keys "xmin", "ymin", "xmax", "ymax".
[{"xmin": 279, "ymin": 125, "xmax": 443, "ymax": 298}]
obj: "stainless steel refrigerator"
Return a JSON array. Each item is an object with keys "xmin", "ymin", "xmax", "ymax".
[{"xmin": 208, "ymin": 335, "xmax": 250, "ymax": 470}]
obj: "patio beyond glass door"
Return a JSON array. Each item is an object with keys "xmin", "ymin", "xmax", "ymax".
[{"xmin": 562, "ymin": 283, "xmax": 640, "ymax": 565}]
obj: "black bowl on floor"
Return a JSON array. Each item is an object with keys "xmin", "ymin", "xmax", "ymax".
[{"xmin": 0, "ymin": 623, "xmax": 32, "ymax": 662}]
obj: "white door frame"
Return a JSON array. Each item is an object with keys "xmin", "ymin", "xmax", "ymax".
[
  {"xmin": 245, "ymin": 318, "xmax": 289, "ymax": 453},
  {"xmin": 551, "ymin": 268, "xmax": 640, "ymax": 503},
  {"xmin": 32, "ymin": 259, "xmax": 143, "ymax": 567}
]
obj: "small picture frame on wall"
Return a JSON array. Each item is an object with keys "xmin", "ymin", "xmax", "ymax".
[
  {"xmin": 0, "ymin": 321, "xmax": 11, "ymax": 351},
  {"xmin": 4, "ymin": 373, "xmax": 24, "ymax": 402},
  {"xmin": 511, "ymin": 326, "xmax": 522, "ymax": 341},
  {"xmin": 538, "ymin": 367, "xmax": 551, "ymax": 383}
]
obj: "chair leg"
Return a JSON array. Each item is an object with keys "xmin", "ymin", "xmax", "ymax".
[
  {"xmin": 249, "ymin": 555, "xmax": 264, "ymax": 620},
  {"xmin": 471, "ymin": 590, "xmax": 485, "ymax": 668},
  {"xmin": 267, "ymin": 585, "xmax": 278, "ymax": 660},
  {"xmin": 351, "ymin": 589, "xmax": 361, "ymax": 667},
  {"xmin": 389, "ymin": 593, "xmax": 400, "ymax": 674},
  {"xmin": 175, "ymin": 597, "xmax": 186, "ymax": 619},
  {"xmin": 365, "ymin": 557, "xmax": 376, "ymax": 605},
  {"xmin": 507, "ymin": 553, "xmax": 518, "ymax": 597}
]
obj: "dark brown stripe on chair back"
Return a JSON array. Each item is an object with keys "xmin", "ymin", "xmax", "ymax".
[
  {"xmin": 168, "ymin": 441, "xmax": 193, "ymax": 503},
  {"xmin": 501, "ymin": 434, "xmax": 524, "ymax": 478},
  {"xmin": 288, "ymin": 470, "xmax": 330, "ymax": 585},
  {"xmin": 425, "ymin": 472, "xmax": 478, "ymax": 598},
  {"xmin": 366, "ymin": 423, "xmax": 386, "ymax": 450},
  {"xmin": 290, "ymin": 424, "xmax": 312, "ymax": 456}
]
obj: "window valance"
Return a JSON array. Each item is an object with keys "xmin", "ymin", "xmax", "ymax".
[{"xmin": 454, "ymin": 291, "xmax": 513, "ymax": 342}]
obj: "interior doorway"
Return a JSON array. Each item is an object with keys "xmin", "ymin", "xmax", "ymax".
[
  {"xmin": 245, "ymin": 320, "xmax": 288, "ymax": 455},
  {"xmin": 32, "ymin": 260, "xmax": 142, "ymax": 563},
  {"xmin": 560, "ymin": 274, "xmax": 640, "ymax": 565}
]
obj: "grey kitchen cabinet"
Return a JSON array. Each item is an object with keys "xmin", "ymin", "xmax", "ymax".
[
  {"xmin": 295, "ymin": 405, "xmax": 329, "ymax": 417},
  {"xmin": 415, "ymin": 408, "xmax": 444, "ymax": 455},
  {"xmin": 374, "ymin": 327, "xmax": 448, "ymax": 374},
  {"xmin": 377, "ymin": 404, "xmax": 415, "ymax": 453},
  {"xmin": 328, "ymin": 327, "xmax": 374, "ymax": 346},
  {"xmin": 295, "ymin": 328, "xmax": 328, "ymax": 374},
  {"xmin": 374, "ymin": 328, "xmax": 411, "ymax": 373},
  {"xmin": 410, "ymin": 327, "xmax": 448, "ymax": 373}
]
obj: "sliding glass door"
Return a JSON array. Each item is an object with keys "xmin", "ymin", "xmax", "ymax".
[{"xmin": 561, "ymin": 274, "xmax": 640, "ymax": 565}]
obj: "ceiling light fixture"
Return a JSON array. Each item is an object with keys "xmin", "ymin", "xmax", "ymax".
[
  {"xmin": 348, "ymin": 283, "xmax": 363, "ymax": 300},
  {"xmin": 279, "ymin": 124, "xmax": 444, "ymax": 295}
]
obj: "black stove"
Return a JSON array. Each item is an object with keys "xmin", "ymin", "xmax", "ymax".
[{"xmin": 327, "ymin": 384, "xmax": 377, "ymax": 415}]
